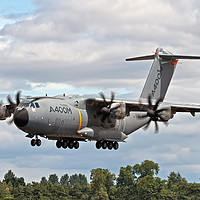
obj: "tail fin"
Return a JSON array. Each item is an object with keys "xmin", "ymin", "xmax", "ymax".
[{"xmin": 126, "ymin": 47, "xmax": 200, "ymax": 100}]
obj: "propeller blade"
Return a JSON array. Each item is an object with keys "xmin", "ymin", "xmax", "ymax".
[
  {"xmin": 7, "ymin": 95, "xmax": 14, "ymax": 105},
  {"xmin": 137, "ymin": 114, "xmax": 148, "ymax": 119},
  {"xmin": 148, "ymin": 94, "xmax": 152, "ymax": 109},
  {"xmin": 158, "ymin": 115, "xmax": 165, "ymax": 121},
  {"xmin": 143, "ymin": 119, "xmax": 151, "ymax": 131},
  {"xmin": 154, "ymin": 97, "xmax": 163, "ymax": 111},
  {"xmin": 110, "ymin": 104, "xmax": 120, "ymax": 111},
  {"xmin": 110, "ymin": 91, "xmax": 115, "ymax": 106},
  {"xmin": 7, "ymin": 117, "xmax": 14, "ymax": 125},
  {"xmin": 155, "ymin": 108, "xmax": 168, "ymax": 114},
  {"xmin": 16, "ymin": 91, "xmax": 21, "ymax": 106},
  {"xmin": 99, "ymin": 92, "xmax": 107, "ymax": 106},
  {"xmin": 155, "ymin": 121, "xmax": 159, "ymax": 133},
  {"xmin": 0, "ymin": 100, "xmax": 3, "ymax": 107},
  {"xmin": 100, "ymin": 115, "xmax": 107, "ymax": 124}
]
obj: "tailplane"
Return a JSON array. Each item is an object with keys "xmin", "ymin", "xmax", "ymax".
[{"xmin": 126, "ymin": 47, "xmax": 200, "ymax": 100}]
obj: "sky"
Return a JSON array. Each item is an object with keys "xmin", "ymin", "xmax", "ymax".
[{"xmin": 1, "ymin": 0, "xmax": 200, "ymax": 183}]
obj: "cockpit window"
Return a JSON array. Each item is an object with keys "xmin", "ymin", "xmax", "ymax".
[
  {"xmin": 19, "ymin": 99, "xmax": 40, "ymax": 109},
  {"xmin": 35, "ymin": 102, "xmax": 40, "ymax": 108},
  {"xmin": 30, "ymin": 103, "xmax": 35, "ymax": 108},
  {"xmin": 18, "ymin": 103, "xmax": 29, "ymax": 108}
]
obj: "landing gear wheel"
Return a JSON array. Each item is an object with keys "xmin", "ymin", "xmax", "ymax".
[
  {"xmin": 96, "ymin": 141, "xmax": 101, "ymax": 149},
  {"xmin": 107, "ymin": 142, "xmax": 113, "ymax": 150},
  {"xmin": 102, "ymin": 141, "xmax": 107, "ymax": 149},
  {"xmin": 56, "ymin": 140, "xmax": 62, "ymax": 148},
  {"xmin": 62, "ymin": 140, "xmax": 68, "ymax": 149},
  {"xmin": 31, "ymin": 139, "xmax": 36, "ymax": 147},
  {"xmin": 113, "ymin": 142, "xmax": 119, "ymax": 150},
  {"xmin": 68, "ymin": 141, "xmax": 74, "ymax": 149},
  {"xmin": 36, "ymin": 139, "xmax": 41, "ymax": 146},
  {"xmin": 74, "ymin": 141, "xmax": 79, "ymax": 149},
  {"xmin": 31, "ymin": 139, "xmax": 36, "ymax": 146}
]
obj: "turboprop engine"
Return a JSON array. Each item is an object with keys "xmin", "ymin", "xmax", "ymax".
[
  {"xmin": 158, "ymin": 106, "xmax": 174, "ymax": 122},
  {"xmin": 110, "ymin": 102, "xmax": 126, "ymax": 119}
]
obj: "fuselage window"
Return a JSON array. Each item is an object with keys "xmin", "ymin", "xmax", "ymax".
[{"xmin": 35, "ymin": 102, "xmax": 40, "ymax": 108}]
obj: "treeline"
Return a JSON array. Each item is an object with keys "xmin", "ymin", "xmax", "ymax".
[{"xmin": 0, "ymin": 160, "xmax": 200, "ymax": 200}]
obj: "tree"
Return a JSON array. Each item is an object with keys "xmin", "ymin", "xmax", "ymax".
[
  {"xmin": 48, "ymin": 174, "xmax": 59, "ymax": 185},
  {"xmin": 90, "ymin": 168, "xmax": 115, "ymax": 199},
  {"xmin": 133, "ymin": 160, "xmax": 159, "ymax": 180},
  {"xmin": 0, "ymin": 181, "xmax": 13, "ymax": 200},
  {"xmin": 3, "ymin": 170, "xmax": 16, "ymax": 187},
  {"xmin": 60, "ymin": 173, "xmax": 69, "ymax": 185},
  {"xmin": 168, "ymin": 171, "xmax": 182, "ymax": 185},
  {"xmin": 3, "ymin": 170, "xmax": 25, "ymax": 188},
  {"xmin": 69, "ymin": 173, "xmax": 87, "ymax": 186},
  {"xmin": 117, "ymin": 165, "xmax": 135, "ymax": 187},
  {"xmin": 78, "ymin": 174, "xmax": 87, "ymax": 186},
  {"xmin": 136, "ymin": 175, "xmax": 161, "ymax": 199},
  {"xmin": 40, "ymin": 177, "xmax": 48, "ymax": 185},
  {"xmin": 116, "ymin": 165, "xmax": 137, "ymax": 199},
  {"xmin": 69, "ymin": 174, "xmax": 79, "ymax": 186}
]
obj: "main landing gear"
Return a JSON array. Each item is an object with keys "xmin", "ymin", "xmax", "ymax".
[
  {"xmin": 96, "ymin": 141, "xmax": 119, "ymax": 150},
  {"xmin": 31, "ymin": 138, "xmax": 42, "ymax": 147},
  {"xmin": 56, "ymin": 139, "xmax": 80, "ymax": 150}
]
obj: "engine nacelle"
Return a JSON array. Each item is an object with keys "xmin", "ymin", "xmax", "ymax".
[
  {"xmin": 110, "ymin": 103, "xmax": 126, "ymax": 119},
  {"xmin": 159, "ymin": 106, "xmax": 173, "ymax": 121}
]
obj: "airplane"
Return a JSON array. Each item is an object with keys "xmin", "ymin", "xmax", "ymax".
[{"xmin": 1, "ymin": 47, "xmax": 200, "ymax": 150}]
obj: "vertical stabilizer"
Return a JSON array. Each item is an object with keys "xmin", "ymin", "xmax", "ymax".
[
  {"xmin": 126, "ymin": 47, "xmax": 178, "ymax": 100},
  {"xmin": 140, "ymin": 48, "xmax": 176, "ymax": 100}
]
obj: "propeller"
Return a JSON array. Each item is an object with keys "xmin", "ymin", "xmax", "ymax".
[
  {"xmin": 6, "ymin": 91, "xmax": 21, "ymax": 124},
  {"xmin": 96, "ymin": 91, "xmax": 120, "ymax": 127},
  {"xmin": 137, "ymin": 94, "xmax": 168, "ymax": 133}
]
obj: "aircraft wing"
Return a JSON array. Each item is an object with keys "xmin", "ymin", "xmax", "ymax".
[
  {"xmin": 170, "ymin": 103, "xmax": 200, "ymax": 116},
  {"xmin": 87, "ymin": 97, "xmax": 200, "ymax": 116},
  {"xmin": 125, "ymin": 101, "xmax": 200, "ymax": 116}
]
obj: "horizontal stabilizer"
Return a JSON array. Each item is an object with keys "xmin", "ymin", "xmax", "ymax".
[
  {"xmin": 126, "ymin": 54, "xmax": 154, "ymax": 61},
  {"xmin": 159, "ymin": 54, "xmax": 200, "ymax": 60},
  {"xmin": 126, "ymin": 54, "xmax": 200, "ymax": 61}
]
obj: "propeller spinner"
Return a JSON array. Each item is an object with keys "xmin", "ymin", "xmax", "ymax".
[
  {"xmin": 96, "ymin": 92, "xmax": 120, "ymax": 127},
  {"xmin": 6, "ymin": 91, "xmax": 21, "ymax": 124},
  {"xmin": 138, "ymin": 95, "xmax": 168, "ymax": 133}
]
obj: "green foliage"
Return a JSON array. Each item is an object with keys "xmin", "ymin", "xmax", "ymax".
[
  {"xmin": 117, "ymin": 165, "xmax": 135, "ymax": 187},
  {"xmin": 133, "ymin": 160, "xmax": 159, "ymax": 180},
  {"xmin": 1, "ymin": 160, "xmax": 200, "ymax": 200},
  {"xmin": 60, "ymin": 173, "xmax": 69, "ymax": 185},
  {"xmin": 0, "ymin": 181, "xmax": 13, "ymax": 200},
  {"xmin": 3, "ymin": 170, "xmax": 25, "ymax": 188},
  {"xmin": 69, "ymin": 173, "xmax": 87, "ymax": 186},
  {"xmin": 48, "ymin": 174, "xmax": 59, "ymax": 185},
  {"xmin": 90, "ymin": 168, "xmax": 116, "ymax": 199}
]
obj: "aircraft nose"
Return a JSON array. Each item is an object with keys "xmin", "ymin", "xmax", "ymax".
[{"xmin": 14, "ymin": 109, "xmax": 29, "ymax": 127}]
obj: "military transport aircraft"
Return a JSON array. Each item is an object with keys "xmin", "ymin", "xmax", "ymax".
[{"xmin": 1, "ymin": 47, "xmax": 200, "ymax": 150}]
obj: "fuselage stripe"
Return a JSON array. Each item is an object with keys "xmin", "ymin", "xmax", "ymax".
[{"xmin": 77, "ymin": 108, "xmax": 82, "ymax": 134}]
